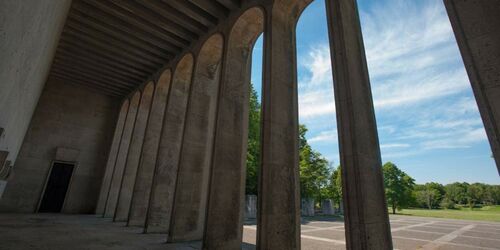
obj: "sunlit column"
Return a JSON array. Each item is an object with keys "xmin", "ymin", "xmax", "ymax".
[
  {"xmin": 168, "ymin": 34, "xmax": 223, "ymax": 242},
  {"xmin": 202, "ymin": 8, "xmax": 264, "ymax": 250},
  {"xmin": 257, "ymin": 1, "xmax": 311, "ymax": 249},
  {"xmin": 325, "ymin": 0, "xmax": 393, "ymax": 249},
  {"xmin": 444, "ymin": 0, "xmax": 500, "ymax": 174}
]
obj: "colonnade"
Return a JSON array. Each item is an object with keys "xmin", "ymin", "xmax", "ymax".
[{"xmin": 96, "ymin": 0, "xmax": 393, "ymax": 249}]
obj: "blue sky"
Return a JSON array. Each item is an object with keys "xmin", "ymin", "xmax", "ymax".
[{"xmin": 250, "ymin": 0, "xmax": 499, "ymax": 185}]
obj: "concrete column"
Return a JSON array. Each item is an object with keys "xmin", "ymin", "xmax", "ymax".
[
  {"xmin": 257, "ymin": 1, "xmax": 310, "ymax": 249},
  {"xmin": 168, "ymin": 34, "xmax": 223, "ymax": 242},
  {"xmin": 114, "ymin": 82, "xmax": 154, "ymax": 221},
  {"xmin": 325, "ymin": 0, "xmax": 393, "ymax": 249},
  {"xmin": 96, "ymin": 100, "xmax": 129, "ymax": 215},
  {"xmin": 146, "ymin": 54, "xmax": 194, "ymax": 233},
  {"xmin": 202, "ymin": 8, "xmax": 263, "ymax": 250},
  {"xmin": 128, "ymin": 70, "xmax": 172, "ymax": 227},
  {"xmin": 104, "ymin": 91, "xmax": 141, "ymax": 217},
  {"xmin": 444, "ymin": 0, "xmax": 500, "ymax": 173},
  {"xmin": 301, "ymin": 198, "xmax": 315, "ymax": 217}
]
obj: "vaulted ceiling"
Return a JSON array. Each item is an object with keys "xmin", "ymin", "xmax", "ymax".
[{"xmin": 49, "ymin": 0, "xmax": 241, "ymax": 96}]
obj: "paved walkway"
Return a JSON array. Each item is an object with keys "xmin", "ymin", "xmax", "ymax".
[{"xmin": 0, "ymin": 213, "xmax": 499, "ymax": 250}]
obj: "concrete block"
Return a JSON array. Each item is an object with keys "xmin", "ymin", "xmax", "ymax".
[
  {"xmin": 301, "ymin": 198, "xmax": 315, "ymax": 217},
  {"xmin": 321, "ymin": 199, "xmax": 335, "ymax": 215},
  {"xmin": 245, "ymin": 195, "xmax": 257, "ymax": 219}
]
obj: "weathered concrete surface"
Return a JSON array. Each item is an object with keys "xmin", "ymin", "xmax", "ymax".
[
  {"xmin": 245, "ymin": 195, "xmax": 257, "ymax": 219},
  {"xmin": 0, "ymin": 0, "xmax": 72, "ymax": 165},
  {"xmin": 444, "ymin": 0, "xmax": 500, "ymax": 173},
  {"xmin": 115, "ymin": 82, "xmax": 154, "ymax": 221},
  {"xmin": 0, "ymin": 78, "xmax": 119, "ymax": 213},
  {"xmin": 146, "ymin": 54, "xmax": 194, "ymax": 234},
  {"xmin": 104, "ymin": 92, "xmax": 141, "ymax": 217},
  {"xmin": 203, "ymin": 7, "xmax": 264, "ymax": 250},
  {"xmin": 96, "ymin": 100, "xmax": 130, "ymax": 215},
  {"xmin": 168, "ymin": 35, "xmax": 223, "ymax": 242},
  {"xmin": 325, "ymin": 0, "xmax": 393, "ymax": 249},
  {"xmin": 128, "ymin": 70, "xmax": 172, "ymax": 227},
  {"xmin": 257, "ymin": 1, "xmax": 311, "ymax": 249},
  {"xmin": 301, "ymin": 199, "xmax": 315, "ymax": 217}
]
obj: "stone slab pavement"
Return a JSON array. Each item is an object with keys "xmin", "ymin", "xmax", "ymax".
[{"xmin": 0, "ymin": 213, "xmax": 499, "ymax": 250}]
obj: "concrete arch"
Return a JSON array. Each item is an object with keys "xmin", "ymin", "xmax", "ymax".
[
  {"xmin": 104, "ymin": 91, "xmax": 141, "ymax": 217},
  {"xmin": 114, "ymin": 82, "xmax": 154, "ymax": 221},
  {"xmin": 146, "ymin": 53, "xmax": 195, "ymax": 233},
  {"xmin": 128, "ymin": 69, "xmax": 172, "ymax": 227},
  {"xmin": 203, "ymin": 7, "xmax": 264, "ymax": 249},
  {"xmin": 258, "ymin": 1, "xmax": 312, "ymax": 249},
  {"xmin": 169, "ymin": 33, "xmax": 224, "ymax": 242},
  {"xmin": 95, "ymin": 99, "xmax": 130, "ymax": 215}
]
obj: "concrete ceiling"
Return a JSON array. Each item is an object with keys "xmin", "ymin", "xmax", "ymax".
[{"xmin": 49, "ymin": 0, "xmax": 241, "ymax": 97}]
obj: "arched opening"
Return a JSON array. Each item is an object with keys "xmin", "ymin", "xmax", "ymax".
[
  {"xmin": 114, "ymin": 81, "xmax": 154, "ymax": 221},
  {"xmin": 203, "ymin": 7, "xmax": 264, "ymax": 250},
  {"xmin": 96, "ymin": 99, "xmax": 130, "ymax": 215},
  {"xmin": 104, "ymin": 90, "xmax": 141, "ymax": 218},
  {"xmin": 128, "ymin": 69, "xmax": 172, "ymax": 227},
  {"xmin": 146, "ymin": 53, "xmax": 194, "ymax": 233},
  {"xmin": 168, "ymin": 34, "xmax": 224, "ymax": 242}
]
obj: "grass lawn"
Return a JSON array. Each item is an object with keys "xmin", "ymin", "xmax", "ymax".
[{"xmin": 393, "ymin": 206, "xmax": 500, "ymax": 222}]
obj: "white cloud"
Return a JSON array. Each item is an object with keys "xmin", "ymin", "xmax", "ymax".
[
  {"xmin": 309, "ymin": 130, "xmax": 338, "ymax": 143},
  {"xmin": 298, "ymin": 45, "xmax": 336, "ymax": 120},
  {"xmin": 381, "ymin": 143, "xmax": 411, "ymax": 149},
  {"xmin": 296, "ymin": 0, "xmax": 487, "ymax": 163},
  {"xmin": 421, "ymin": 128, "xmax": 488, "ymax": 150}
]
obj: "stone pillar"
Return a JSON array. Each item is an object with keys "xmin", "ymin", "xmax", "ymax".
[
  {"xmin": 321, "ymin": 199, "xmax": 335, "ymax": 215},
  {"xmin": 325, "ymin": 0, "xmax": 393, "ymax": 249},
  {"xmin": 202, "ymin": 7, "xmax": 263, "ymax": 250},
  {"xmin": 146, "ymin": 54, "xmax": 194, "ymax": 233},
  {"xmin": 104, "ymin": 92, "xmax": 141, "ymax": 217},
  {"xmin": 96, "ymin": 99, "xmax": 129, "ymax": 215},
  {"xmin": 444, "ymin": 0, "xmax": 500, "ymax": 173},
  {"xmin": 257, "ymin": 1, "xmax": 311, "ymax": 249},
  {"xmin": 301, "ymin": 198, "xmax": 315, "ymax": 217},
  {"xmin": 128, "ymin": 70, "xmax": 172, "ymax": 227},
  {"xmin": 245, "ymin": 195, "xmax": 257, "ymax": 219},
  {"xmin": 114, "ymin": 82, "xmax": 154, "ymax": 221},
  {"xmin": 168, "ymin": 35, "xmax": 223, "ymax": 242}
]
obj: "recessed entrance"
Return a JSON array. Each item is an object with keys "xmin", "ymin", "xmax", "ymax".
[{"xmin": 38, "ymin": 162, "xmax": 75, "ymax": 213}]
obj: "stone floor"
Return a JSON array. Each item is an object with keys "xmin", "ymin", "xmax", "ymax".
[{"xmin": 0, "ymin": 213, "xmax": 499, "ymax": 250}]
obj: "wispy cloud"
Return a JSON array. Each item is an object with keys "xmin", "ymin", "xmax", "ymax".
[
  {"xmin": 309, "ymin": 130, "xmax": 337, "ymax": 144},
  {"xmin": 297, "ymin": 0, "xmax": 488, "ymax": 163}
]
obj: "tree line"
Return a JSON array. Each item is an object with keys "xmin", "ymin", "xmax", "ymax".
[{"xmin": 245, "ymin": 83, "xmax": 500, "ymax": 213}]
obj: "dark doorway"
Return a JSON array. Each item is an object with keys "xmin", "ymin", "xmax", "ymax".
[{"xmin": 38, "ymin": 162, "xmax": 75, "ymax": 213}]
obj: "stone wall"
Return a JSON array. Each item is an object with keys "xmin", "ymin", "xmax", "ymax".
[
  {"xmin": 0, "ymin": 0, "xmax": 72, "ymax": 165},
  {"xmin": 0, "ymin": 78, "xmax": 119, "ymax": 213}
]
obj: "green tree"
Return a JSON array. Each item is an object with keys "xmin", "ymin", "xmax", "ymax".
[
  {"xmin": 382, "ymin": 162, "xmax": 415, "ymax": 214},
  {"xmin": 325, "ymin": 165, "xmax": 342, "ymax": 207},
  {"xmin": 298, "ymin": 125, "xmax": 330, "ymax": 202},
  {"xmin": 467, "ymin": 183, "xmax": 485, "ymax": 208},
  {"xmin": 414, "ymin": 182, "xmax": 445, "ymax": 209},
  {"xmin": 245, "ymin": 83, "xmax": 260, "ymax": 195},
  {"xmin": 444, "ymin": 182, "xmax": 469, "ymax": 205}
]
